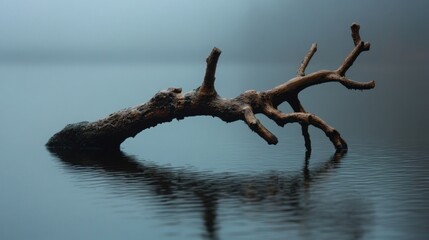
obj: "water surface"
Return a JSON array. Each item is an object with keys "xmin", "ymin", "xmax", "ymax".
[{"xmin": 0, "ymin": 62, "xmax": 428, "ymax": 240}]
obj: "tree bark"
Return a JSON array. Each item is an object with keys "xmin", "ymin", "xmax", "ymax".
[{"xmin": 46, "ymin": 23, "xmax": 374, "ymax": 151}]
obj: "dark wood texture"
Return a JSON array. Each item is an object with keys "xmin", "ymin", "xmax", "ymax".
[{"xmin": 47, "ymin": 23, "xmax": 374, "ymax": 151}]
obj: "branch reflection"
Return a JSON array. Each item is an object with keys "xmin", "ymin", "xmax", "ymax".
[{"xmin": 48, "ymin": 148, "xmax": 371, "ymax": 239}]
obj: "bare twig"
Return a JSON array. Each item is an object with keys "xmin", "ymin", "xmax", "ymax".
[{"xmin": 297, "ymin": 43, "xmax": 317, "ymax": 76}]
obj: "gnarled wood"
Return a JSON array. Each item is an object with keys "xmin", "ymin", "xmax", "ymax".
[{"xmin": 47, "ymin": 23, "xmax": 374, "ymax": 151}]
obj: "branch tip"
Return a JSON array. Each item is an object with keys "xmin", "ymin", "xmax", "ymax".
[
  {"xmin": 336, "ymin": 24, "xmax": 371, "ymax": 76},
  {"xmin": 298, "ymin": 43, "xmax": 318, "ymax": 76},
  {"xmin": 363, "ymin": 42, "xmax": 370, "ymax": 51},
  {"xmin": 351, "ymin": 23, "xmax": 361, "ymax": 46},
  {"xmin": 206, "ymin": 47, "xmax": 222, "ymax": 63},
  {"xmin": 243, "ymin": 107, "xmax": 278, "ymax": 145},
  {"xmin": 351, "ymin": 23, "xmax": 370, "ymax": 51},
  {"xmin": 200, "ymin": 47, "xmax": 222, "ymax": 96}
]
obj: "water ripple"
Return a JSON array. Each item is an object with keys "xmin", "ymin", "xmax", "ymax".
[{"xmin": 48, "ymin": 142, "xmax": 429, "ymax": 240}]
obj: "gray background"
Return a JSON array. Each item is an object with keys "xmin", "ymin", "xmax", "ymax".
[{"xmin": 1, "ymin": 1, "xmax": 428, "ymax": 240}]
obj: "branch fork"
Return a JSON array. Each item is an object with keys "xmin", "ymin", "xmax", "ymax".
[{"xmin": 47, "ymin": 23, "xmax": 375, "ymax": 152}]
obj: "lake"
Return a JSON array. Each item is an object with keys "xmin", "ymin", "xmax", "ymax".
[{"xmin": 1, "ymin": 61, "xmax": 428, "ymax": 239}]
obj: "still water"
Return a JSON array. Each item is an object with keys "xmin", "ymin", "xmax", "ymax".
[{"xmin": 0, "ymin": 62, "xmax": 428, "ymax": 239}]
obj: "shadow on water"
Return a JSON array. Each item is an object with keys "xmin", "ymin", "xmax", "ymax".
[{"xmin": 48, "ymin": 148, "xmax": 373, "ymax": 239}]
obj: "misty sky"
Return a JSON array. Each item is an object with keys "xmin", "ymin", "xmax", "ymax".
[{"xmin": 0, "ymin": 0, "xmax": 428, "ymax": 65}]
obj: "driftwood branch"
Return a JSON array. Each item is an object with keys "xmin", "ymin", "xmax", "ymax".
[{"xmin": 47, "ymin": 23, "xmax": 375, "ymax": 152}]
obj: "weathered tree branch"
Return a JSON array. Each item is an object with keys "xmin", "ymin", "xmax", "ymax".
[{"xmin": 47, "ymin": 23, "xmax": 374, "ymax": 152}]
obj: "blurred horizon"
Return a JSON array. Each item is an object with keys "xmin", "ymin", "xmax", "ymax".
[{"xmin": 0, "ymin": 0, "xmax": 428, "ymax": 66}]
